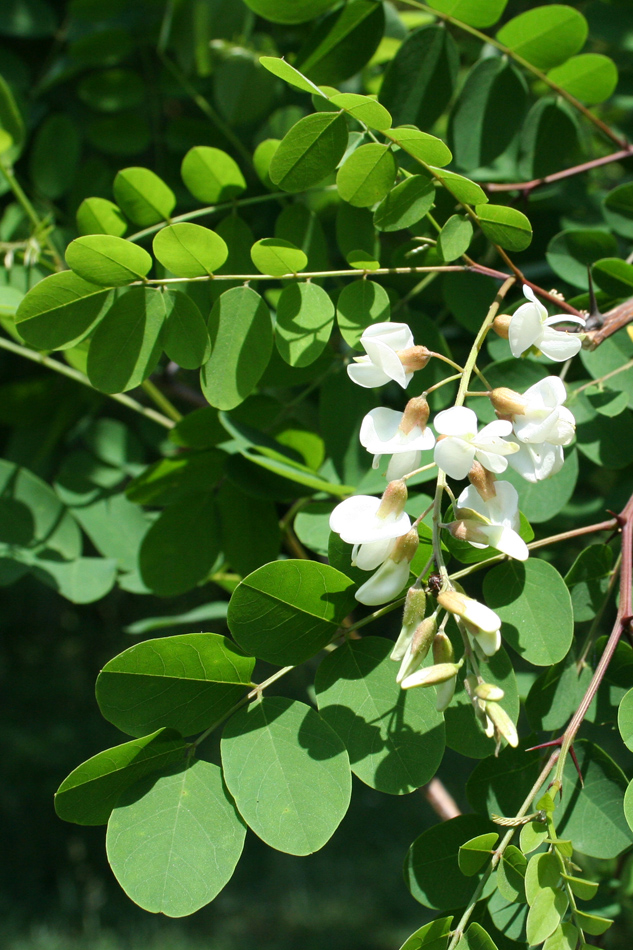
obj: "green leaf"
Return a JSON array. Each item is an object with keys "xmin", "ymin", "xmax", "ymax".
[
  {"xmin": 169, "ymin": 407, "xmax": 225, "ymax": 450},
  {"xmin": 274, "ymin": 203, "xmax": 329, "ymax": 271},
  {"xmin": 374, "ymin": 175, "xmax": 436, "ymax": 233},
  {"xmin": 294, "ymin": 0, "xmax": 385, "ymax": 85},
  {"xmin": 113, "ymin": 167, "xmax": 175, "ymax": 227},
  {"xmin": 29, "ymin": 113, "xmax": 80, "ymax": 199},
  {"xmin": 201, "ymin": 286, "xmax": 273, "ymax": 410},
  {"xmin": 427, "ymin": 0, "xmax": 508, "ymax": 27},
  {"xmin": 0, "ymin": 72, "xmax": 25, "ymax": 160},
  {"xmin": 549, "ymin": 740, "xmax": 633, "ymax": 858},
  {"xmin": 30, "ymin": 555, "xmax": 117, "ymax": 604},
  {"xmin": 253, "ymin": 137, "xmax": 280, "ymax": 189},
  {"xmin": 217, "ymin": 481, "xmax": 280, "ymax": 577},
  {"xmin": 242, "ymin": 0, "xmax": 337, "ymax": 25},
  {"xmin": 336, "ymin": 279, "xmax": 390, "ymax": 350},
  {"xmin": 525, "ymin": 852, "xmax": 560, "ymax": 905},
  {"xmin": 259, "ymin": 55, "xmax": 325, "ymax": 96},
  {"xmin": 387, "ymin": 127, "xmax": 452, "ymax": 168},
  {"xmin": 221, "ymin": 696, "xmax": 351, "ymax": 854},
  {"xmin": 483, "ymin": 559, "xmax": 573, "ymax": 665},
  {"xmin": 76, "ymin": 197, "xmax": 127, "ymax": 237},
  {"xmin": 433, "ymin": 168, "xmax": 487, "ymax": 205},
  {"xmin": 475, "ymin": 204, "xmax": 532, "ymax": 252},
  {"xmin": 228, "ymin": 559, "xmax": 355, "ymax": 666},
  {"xmin": 603, "ymin": 183, "xmax": 633, "ymax": 240},
  {"xmin": 78, "ymin": 68, "xmax": 144, "ymax": 112},
  {"xmin": 250, "ymin": 237, "xmax": 308, "ymax": 277},
  {"xmin": 404, "ymin": 815, "xmax": 496, "ymax": 909},
  {"xmin": 106, "ymin": 759, "xmax": 246, "ymax": 916},
  {"xmin": 337, "ymin": 143, "xmax": 397, "ymax": 208},
  {"xmin": 65, "ymin": 234, "xmax": 152, "ymax": 286},
  {"xmin": 126, "ymin": 451, "xmax": 225, "ymax": 506},
  {"xmin": 571, "ymin": 391, "xmax": 633, "ymax": 468},
  {"xmin": 546, "ymin": 230, "xmax": 618, "ymax": 290},
  {"xmin": 153, "ymin": 223, "xmax": 228, "ymax": 277},
  {"xmin": 86, "ymin": 287, "xmax": 165, "ymax": 394},
  {"xmin": 619, "ymin": 688, "xmax": 633, "ymax": 752},
  {"xmin": 458, "ymin": 833, "xmax": 499, "ymax": 876},
  {"xmin": 438, "ymin": 215, "xmax": 473, "ymax": 261},
  {"xmin": 519, "ymin": 98, "xmax": 579, "ymax": 180},
  {"xmin": 565, "ymin": 543, "xmax": 614, "ymax": 623},
  {"xmin": 496, "ymin": 846, "xmax": 527, "ymax": 903},
  {"xmin": 329, "ymin": 93, "xmax": 391, "ymax": 132},
  {"xmin": 496, "ymin": 5, "xmax": 588, "ymax": 70},
  {"xmin": 448, "ymin": 58, "xmax": 526, "ymax": 171},
  {"xmin": 543, "ymin": 923, "xmax": 579, "ymax": 950},
  {"xmin": 579, "ymin": 327, "xmax": 633, "ymax": 407},
  {"xmin": 55, "ymin": 729, "xmax": 187, "ymax": 825},
  {"xmin": 180, "ymin": 146, "xmax": 246, "ymax": 204},
  {"xmin": 124, "ymin": 602, "xmax": 228, "ymax": 636},
  {"xmin": 526, "ymin": 650, "xmax": 593, "ymax": 732},
  {"xmin": 379, "ymin": 25, "xmax": 459, "ymax": 131},
  {"xmin": 547, "ymin": 54, "xmax": 618, "ymax": 105},
  {"xmin": 592, "ymin": 257, "xmax": 633, "ymax": 296},
  {"xmin": 467, "ymin": 745, "xmax": 542, "ymax": 822},
  {"xmin": 573, "ymin": 911, "xmax": 613, "ymax": 936},
  {"xmin": 139, "ymin": 493, "xmax": 221, "ymax": 597},
  {"xmin": 269, "ymin": 111, "xmax": 349, "ymax": 192},
  {"xmin": 213, "ymin": 54, "xmax": 277, "ymax": 128},
  {"xmin": 398, "ymin": 916, "xmax": 453, "ymax": 950},
  {"xmin": 96, "ymin": 632, "xmax": 254, "ymax": 738},
  {"xmin": 315, "ymin": 637, "xmax": 445, "ymax": 795},
  {"xmin": 526, "ymin": 886, "xmax": 567, "ymax": 946},
  {"xmin": 15, "ymin": 271, "xmax": 114, "ymax": 350},
  {"xmin": 561, "ymin": 874, "xmax": 599, "ymax": 901},
  {"xmin": 161, "ymin": 290, "xmax": 210, "ymax": 370},
  {"xmin": 275, "ymin": 281, "xmax": 334, "ymax": 367},
  {"xmin": 336, "ymin": 202, "xmax": 379, "ymax": 264},
  {"xmin": 458, "ymin": 924, "xmax": 499, "ymax": 950}
]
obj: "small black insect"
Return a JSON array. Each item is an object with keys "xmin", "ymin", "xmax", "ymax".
[{"xmin": 426, "ymin": 572, "xmax": 442, "ymax": 597}]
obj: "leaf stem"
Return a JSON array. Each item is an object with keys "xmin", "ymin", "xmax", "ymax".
[
  {"xmin": 486, "ymin": 147, "xmax": 633, "ymax": 195},
  {"xmin": 0, "ymin": 155, "xmax": 64, "ymax": 270},
  {"xmin": 141, "ymin": 378, "xmax": 183, "ymax": 422},
  {"xmin": 0, "ymin": 335, "xmax": 175, "ymax": 429}
]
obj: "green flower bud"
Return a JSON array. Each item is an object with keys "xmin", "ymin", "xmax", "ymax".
[
  {"xmin": 396, "ymin": 616, "xmax": 438, "ymax": 684},
  {"xmin": 485, "ymin": 701, "xmax": 518, "ymax": 748},
  {"xmin": 475, "ymin": 683, "xmax": 505, "ymax": 702},
  {"xmin": 432, "ymin": 631, "xmax": 454, "ymax": 665},
  {"xmin": 391, "ymin": 587, "xmax": 427, "ymax": 662}
]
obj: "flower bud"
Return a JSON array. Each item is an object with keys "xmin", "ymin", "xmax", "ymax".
[
  {"xmin": 435, "ymin": 676, "xmax": 456, "ymax": 712},
  {"xmin": 475, "ymin": 683, "xmax": 505, "ymax": 702},
  {"xmin": 396, "ymin": 616, "xmax": 438, "ymax": 683},
  {"xmin": 437, "ymin": 590, "xmax": 501, "ymax": 637},
  {"xmin": 391, "ymin": 587, "xmax": 427, "ymax": 661},
  {"xmin": 391, "ymin": 528, "xmax": 419, "ymax": 564},
  {"xmin": 376, "ymin": 479, "xmax": 408, "ymax": 520},
  {"xmin": 401, "ymin": 661, "xmax": 461, "ymax": 689},
  {"xmin": 490, "ymin": 387, "xmax": 527, "ymax": 417},
  {"xmin": 468, "ymin": 461, "xmax": 497, "ymax": 501},
  {"xmin": 400, "ymin": 395, "xmax": 430, "ymax": 435},
  {"xmin": 484, "ymin": 701, "xmax": 519, "ymax": 747},
  {"xmin": 432, "ymin": 630, "xmax": 455, "ymax": 665},
  {"xmin": 396, "ymin": 345, "xmax": 431, "ymax": 372},
  {"xmin": 492, "ymin": 313, "xmax": 511, "ymax": 339}
]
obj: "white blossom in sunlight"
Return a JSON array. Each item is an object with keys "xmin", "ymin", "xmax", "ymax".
[
  {"xmin": 437, "ymin": 590, "xmax": 502, "ymax": 657},
  {"xmin": 505, "ymin": 440, "xmax": 565, "ymax": 483},
  {"xmin": 433, "ymin": 406, "xmax": 519, "ymax": 480},
  {"xmin": 347, "ymin": 322, "xmax": 430, "ymax": 389},
  {"xmin": 329, "ymin": 488, "xmax": 411, "ymax": 546},
  {"xmin": 450, "ymin": 480, "xmax": 529, "ymax": 561},
  {"xmin": 359, "ymin": 397, "xmax": 435, "ymax": 481},
  {"xmin": 508, "ymin": 285, "xmax": 585, "ymax": 362},
  {"xmin": 355, "ymin": 529, "xmax": 419, "ymax": 606},
  {"xmin": 491, "ymin": 377, "xmax": 575, "ymax": 446}
]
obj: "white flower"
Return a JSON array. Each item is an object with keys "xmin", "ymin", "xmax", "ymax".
[
  {"xmin": 508, "ymin": 377, "xmax": 575, "ymax": 446},
  {"xmin": 433, "ymin": 406, "xmax": 519, "ymax": 480},
  {"xmin": 329, "ymin": 493, "xmax": 411, "ymax": 545},
  {"xmin": 347, "ymin": 322, "xmax": 429, "ymax": 389},
  {"xmin": 508, "ymin": 285, "xmax": 585, "ymax": 362},
  {"xmin": 355, "ymin": 529, "xmax": 419, "ymax": 606},
  {"xmin": 352, "ymin": 537, "xmax": 396, "ymax": 570},
  {"xmin": 506, "ymin": 440, "xmax": 564, "ymax": 483},
  {"xmin": 360, "ymin": 404, "xmax": 435, "ymax": 481},
  {"xmin": 452, "ymin": 481, "xmax": 529, "ymax": 561},
  {"xmin": 437, "ymin": 590, "xmax": 502, "ymax": 657}
]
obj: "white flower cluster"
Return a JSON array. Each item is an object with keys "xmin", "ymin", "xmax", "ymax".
[{"xmin": 327, "ymin": 284, "xmax": 581, "ymax": 723}]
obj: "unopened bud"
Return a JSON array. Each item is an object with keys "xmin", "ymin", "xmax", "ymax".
[
  {"xmin": 432, "ymin": 630, "xmax": 454, "ymax": 665},
  {"xmin": 396, "ymin": 616, "xmax": 437, "ymax": 683},
  {"xmin": 484, "ymin": 702, "xmax": 518, "ymax": 747},
  {"xmin": 401, "ymin": 661, "xmax": 460, "ymax": 689},
  {"xmin": 392, "ymin": 588, "xmax": 427, "ymax": 661},
  {"xmin": 475, "ymin": 683, "xmax": 505, "ymax": 702},
  {"xmin": 396, "ymin": 345, "xmax": 431, "ymax": 372},
  {"xmin": 400, "ymin": 395, "xmax": 430, "ymax": 435},
  {"xmin": 492, "ymin": 313, "xmax": 511, "ymax": 339},
  {"xmin": 435, "ymin": 676, "xmax": 456, "ymax": 712},
  {"xmin": 490, "ymin": 387, "xmax": 526, "ymax": 417},
  {"xmin": 448, "ymin": 515, "xmax": 490, "ymax": 546},
  {"xmin": 391, "ymin": 528, "xmax": 419, "ymax": 564},
  {"xmin": 377, "ymin": 479, "xmax": 408, "ymax": 520},
  {"xmin": 468, "ymin": 461, "xmax": 497, "ymax": 501},
  {"xmin": 437, "ymin": 590, "xmax": 501, "ymax": 636}
]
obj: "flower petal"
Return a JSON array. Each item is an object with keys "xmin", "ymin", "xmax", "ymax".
[
  {"xmin": 506, "ymin": 441, "xmax": 564, "ymax": 483},
  {"xmin": 508, "ymin": 301, "xmax": 544, "ymax": 357},
  {"xmin": 360, "ymin": 321, "xmax": 414, "ymax": 352},
  {"xmin": 544, "ymin": 314, "xmax": 586, "ymax": 329},
  {"xmin": 434, "ymin": 405, "xmax": 478, "ymax": 438},
  {"xmin": 538, "ymin": 328, "xmax": 582, "ymax": 362},
  {"xmin": 359, "ymin": 407, "xmax": 402, "ymax": 453},
  {"xmin": 347, "ymin": 361, "xmax": 392, "ymax": 388},
  {"xmin": 355, "ymin": 557, "xmax": 410, "ymax": 606},
  {"xmin": 386, "ymin": 450, "xmax": 421, "ymax": 480},
  {"xmin": 353, "ymin": 537, "xmax": 396, "ymax": 571},
  {"xmin": 477, "ymin": 419, "xmax": 514, "ymax": 440},
  {"xmin": 523, "ymin": 375, "xmax": 567, "ymax": 408},
  {"xmin": 434, "ymin": 437, "xmax": 475, "ymax": 480},
  {"xmin": 363, "ymin": 338, "xmax": 409, "ymax": 388}
]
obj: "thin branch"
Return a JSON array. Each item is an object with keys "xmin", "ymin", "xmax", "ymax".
[
  {"xmin": 421, "ymin": 778, "xmax": 461, "ymax": 821},
  {"xmin": 140, "ymin": 264, "xmax": 467, "ymax": 284},
  {"xmin": 486, "ymin": 148, "xmax": 633, "ymax": 195},
  {"xmin": 0, "ymin": 335, "xmax": 175, "ymax": 429},
  {"xmin": 0, "ymin": 155, "xmax": 64, "ymax": 270}
]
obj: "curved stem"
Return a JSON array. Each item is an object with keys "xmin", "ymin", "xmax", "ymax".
[
  {"xmin": 141, "ymin": 378, "xmax": 183, "ymax": 422},
  {"xmin": 486, "ymin": 148, "xmax": 633, "ymax": 195},
  {"xmin": 0, "ymin": 156, "xmax": 64, "ymax": 270}
]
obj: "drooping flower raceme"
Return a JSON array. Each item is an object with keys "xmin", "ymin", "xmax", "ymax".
[
  {"xmin": 347, "ymin": 322, "xmax": 430, "ymax": 389},
  {"xmin": 360, "ymin": 396, "xmax": 436, "ymax": 481},
  {"xmin": 449, "ymin": 480, "xmax": 529, "ymax": 561},
  {"xmin": 508, "ymin": 285, "xmax": 585, "ymax": 362},
  {"xmin": 433, "ymin": 406, "xmax": 519, "ymax": 480}
]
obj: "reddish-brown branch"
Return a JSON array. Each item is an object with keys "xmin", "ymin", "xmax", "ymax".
[
  {"xmin": 422, "ymin": 778, "xmax": 461, "ymax": 821},
  {"xmin": 486, "ymin": 148, "xmax": 633, "ymax": 196},
  {"xmin": 585, "ymin": 298, "xmax": 633, "ymax": 347}
]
